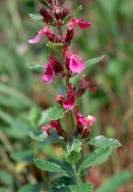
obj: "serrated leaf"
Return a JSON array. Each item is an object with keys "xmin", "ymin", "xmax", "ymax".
[
  {"xmin": 65, "ymin": 139, "xmax": 81, "ymax": 165},
  {"xmin": 86, "ymin": 55, "xmax": 105, "ymax": 68},
  {"xmin": 48, "ymin": 106, "xmax": 67, "ymax": 120},
  {"xmin": 96, "ymin": 171, "xmax": 132, "ymax": 192},
  {"xmin": 49, "ymin": 176, "xmax": 73, "ymax": 192},
  {"xmin": 34, "ymin": 159, "xmax": 67, "ymax": 174},
  {"xmin": 29, "ymin": 14, "xmax": 43, "ymax": 21},
  {"xmin": 69, "ymin": 183, "xmax": 93, "ymax": 192},
  {"xmin": 79, "ymin": 147, "xmax": 112, "ymax": 171},
  {"xmin": 18, "ymin": 183, "xmax": 43, "ymax": 192},
  {"xmin": 88, "ymin": 136, "xmax": 122, "ymax": 149},
  {"xmin": 46, "ymin": 42, "xmax": 63, "ymax": 51}
]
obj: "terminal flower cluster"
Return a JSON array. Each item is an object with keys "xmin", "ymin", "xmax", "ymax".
[{"xmin": 29, "ymin": 0, "xmax": 96, "ymax": 139}]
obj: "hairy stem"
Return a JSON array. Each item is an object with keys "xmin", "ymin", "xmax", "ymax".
[
  {"xmin": 57, "ymin": 25, "xmax": 75, "ymax": 133},
  {"xmin": 72, "ymin": 164, "xmax": 81, "ymax": 185}
]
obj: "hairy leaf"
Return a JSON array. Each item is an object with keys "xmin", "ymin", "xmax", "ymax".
[
  {"xmin": 29, "ymin": 14, "xmax": 43, "ymax": 21},
  {"xmin": 46, "ymin": 42, "xmax": 63, "ymax": 51},
  {"xmin": 86, "ymin": 55, "xmax": 105, "ymax": 68},
  {"xmin": 69, "ymin": 183, "xmax": 93, "ymax": 192},
  {"xmin": 88, "ymin": 135, "xmax": 122, "ymax": 149},
  {"xmin": 65, "ymin": 139, "xmax": 81, "ymax": 165},
  {"xmin": 79, "ymin": 147, "xmax": 112, "ymax": 171},
  {"xmin": 48, "ymin": 106, "xmax": 67, "ymax": 120},
  {"xmin": 34, "ymin": 159, "xmax": 67, "ymax": 174}
]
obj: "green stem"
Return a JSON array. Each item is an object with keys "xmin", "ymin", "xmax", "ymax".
[{"xmin": 72, "ymin": 164, "xmax": 80, "ymax": 185}]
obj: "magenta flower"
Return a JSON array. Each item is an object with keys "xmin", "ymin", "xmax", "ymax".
[
  {"xmin": 28, "ymin": 29, "xmax": 46, "ymax": 44},
  {"xmin": 68, "ymin": 17, "xmax": 91, "ymax": 30},
  {"xmin": 75, "ymin": 109, "xmax": 96, "ymax": 138},
  {"xmin": 41, "ymin": 120, "xmax": 62, "ymax": 136},
  {"xmin": 63, "ymin": 96, "xmax": 75, "ymax": 110},
  {"xmin": 65, "ymin": 50, "xmax": 86, "ymax": 74},
  {"xmin": 80, "ymin": 75, "xmax": 97, "ymax": 92},
  {"xmin": 76, "ymin": 75, "xmax": 97, "ymax": 97},
  {"xmin": 42, "ymin": 63, "xmax": 55, "ymax": 83},
  {"xmin": 28, "ymin": 26, "xmax": 56, "ymax": 44},
  {"xmin": 74, "ymin": 18, "xmax": 91, "ymax": 29},
  {"xmin": 42, "ymin": 55, "xmax": 63, "ymax": 83}
]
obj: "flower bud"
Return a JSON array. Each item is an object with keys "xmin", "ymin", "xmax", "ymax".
[
  {"xmin": 62, "ymin": 7, "xmax": 70, "ymax": 19},
  {"xmin": 38, "ymin": 7, "xmax": 53, "ymax": 22},
  {"xmin": 45, "ymin": 27, "xmax": 56, "ymax": 42},
  {"xmin": 54, "ymin": 7, "xmax": 62, "ymax": 20},
  {"xmin": 54, "ymin": 94, "xmax": 64, "ymax": 104},
  {"xmin": 82, "ymin": 128, "xmax": 90, "ymax": 139},
  {"xmin": 65, "ymin": 28, "xmax": 75, "ymax": 43}
]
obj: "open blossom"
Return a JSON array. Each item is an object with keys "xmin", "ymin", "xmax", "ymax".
[
  {"xmin": 28, "ymin": 26, "xmax": 56, "ymax": 44},
  {"xmin": 68, "ymin": 17, "xmax": 91, "ymax": 29},
  {"xmin": 65, "ymin": 17, "xmax": 91, "ymax": 43},
  {"xmin": 75, "ymin": 109, "xmax": 96, "ymax": 138},
  {"xmin": 65, "ymin": 50, "xmax": 86, "ymax": 74},
  {"xmin": 42, "ymin": 55, "xmax": 63, "ymax": 83},
  {"xmin": 54, "ymin": 85, "xmax": 75, "ymax": 110},
  {"xmin": 41, "ymin": 120, "xmax": 62, "ymax": 135},
  {"xmin": 76, "ymin": 75, "xmax": 97, "ymax": 97}
]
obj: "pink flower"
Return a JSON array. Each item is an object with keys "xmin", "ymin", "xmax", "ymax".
[
  {"xmin": 63, "ymin": 96, "xmax": 75, "ymax": 110},
  {"xmin": 54, "ymin": 85, "xmax": 75, "ymax": 110},
  {"xmin": 28, "ymin": 26, "xmax": 56, "ymax": 44},
  {"xmin": 68, "ymin": 17, "xmax": 91, "ymax": 29},
  {"xmin": 75, "ymin": 109, "xmax": 96, "ymax": 138},
  {"xmin": 76, "ymin": 75, "xmax": 97, "ymax": 97},
  {"xmin": 28, "ymin": 29, "xmax": 46, "ymax": 44},
  {"xmin": 41, "ymin": 120, "xmax": 62, "ymax": 136},
  {"xmin": 65, "ymin": 50, "xmax": 86, "ymax": 74},
  {"xmin": 42, "ymin": 63, "xmax": 55, "ymax": 83},
  {"xmin": 42, "ymin": 55, "xmax": 63, "ymax": 83}
]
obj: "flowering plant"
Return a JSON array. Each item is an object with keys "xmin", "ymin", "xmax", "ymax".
[{"xmin": 28, "ymin": 0, "xmax": 121, "ymax": 191}]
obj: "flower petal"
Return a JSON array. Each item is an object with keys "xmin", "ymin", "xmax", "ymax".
[
  {"xmin": 28, "ymin": 29, "xmax": 46, "ymax": 44},
  {"xmin": 41, "ymin": 125, "xmax": 51, "ymax": 135},
  {"xmin": 42, "ymin": 63, "xmax": 55, "ymax": 83},
  {"xmin": 72, "ymin": 18, "xmax": 91, "ymax": 29},
  {"xmin": 69, "ymin": 54, "xmax": 86, "ymax": 74},
  {"xmin": 77, "ymin": 19, "xmax": 91, "ymax": 29},
  {"xmin": 63, "ymin": 97, "xmax": 74, "ymax": 110}
]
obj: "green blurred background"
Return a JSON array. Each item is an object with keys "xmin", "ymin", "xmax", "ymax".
[{"xmin": 0, "ymin": 0, "xmax": 133, "ymax": 191}]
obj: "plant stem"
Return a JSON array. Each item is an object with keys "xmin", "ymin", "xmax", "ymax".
[
  {"xmin": 57, "ymin": 25, "xmax": 75, "ymax": 133},
  {"xmin": 72, "ymin": 164, "xmax": 80, "ymax": 185}
]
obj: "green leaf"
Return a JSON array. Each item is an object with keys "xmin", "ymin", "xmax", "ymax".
[
  {"xmin": 46, "ymin": 42, "xmax": 63, "ymax": 51},
  {"xmin": 88, "ymin": 135, "xmax": 122, "ymax": 149},
  {"xmin": 48, "ymin": 106, "xmax": 67, "ymax": 120},
  {"xmin": 86, "ymin": 55, "xmax": 105, "ymax": 68},
  {"xmin": 79, "ymin": 147, "xmax": 112, "ymax": 171},
  {"xmin": 49, "ymin": 176, "xmax": 73, "ymax": 192},
  {"xmin": 34, "ymin": 159, "xmax": 67, "ymax": 174},
  {"xmin": 29, "ymin": 14, "xmax": 43, "ymax": 21},
  {"xmin": 65, "ymin": 139, "xmax": 81, "ymax": 165},
  {"xmin": 18, "ymin": 183, "xmax": 43, "ymax": 192},
  {"xmin": 96, "ymin": 171, "xmax": 132, "ymax": 192},
  {"xmin": 10, "ymin": 150, "xmax": 33, "ymax": 162},
  {"xmin": 28, "ymin": 64, "xmax": 44, "ymax": 72},
  {"xmin": 69, "ymin": 183, "xmax": 93, "ymax": 192},
  {"xmin": 0, "ymin": 171, "xmax": 13, "ymax": 186}
]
